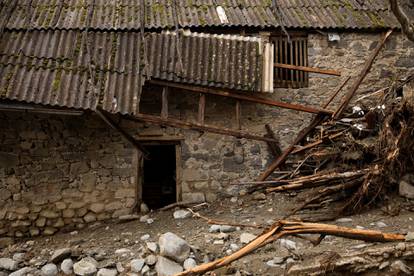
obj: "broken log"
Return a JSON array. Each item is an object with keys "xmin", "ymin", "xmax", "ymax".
[{"xmin": 175, "ymin": 220, "xmax": 405, "ymax": 276}]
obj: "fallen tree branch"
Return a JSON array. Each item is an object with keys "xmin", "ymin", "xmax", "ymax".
[
  {"xmin": 175, "ymin": 220, "xmax": 405, "ymax": 276},
  {"xmin": 187, "ymin": 209, "xmax": 263, "ymax": 229}
]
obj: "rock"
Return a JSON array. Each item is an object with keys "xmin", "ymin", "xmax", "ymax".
[
  {"xmin": 9, "ymin": 267, "xmax": 35, "ymax": 276},
  {"xmin": 118, "ymin": 214, "xmax": 139, "ymax": 221},
  {"xmin": 159, "ymin": 232, "xmax": 191, "ymax": 263},
  {"xmin": 376, "ymin": 221, "xmax": 387, "ymax": 228},
  {"xmin": 0, "ymin": 258, "xmax": 18, "ymax": 271},
  {"xmin": 390, "ymin": 260, "xmax": 412, "ymax": 274},
  {"xmin": 41, "ymin": 263, "xmax": 58, "ymax": 276},
  {"xmin": 40, "ymin": 210, "xmax": 60, "ymax": 219},
  {"xmin": 83, "ymin": 213, "xmax": 97, "ymax": 223},
  {"xmin": 173, "ymin": 210, "xmax": 191, "ymax": 219},
  {"xmin": 142, "ymin": 265, "xmax": 150, "ymax": 274},
  {"xmin": 130, "ymin": 259, "xmax": 145, "ymax": 273},
  {"xmin": 0, "ymin": 237, "xmax": 14, "ymax": 249},
  {"xmin": 147, "ymin": 218, "xmax": 154, "ymax": 224},
  {"xmin": 279, "ymin": 239, "xmax": 297, "ymax": 251},
  {"xmin": 399, "ymin": 176, "xmax": 414, "ymax": 199},
  {"xmin": 145, "ymin": 255, "xmax": 157, "ymax": 266},
  {"xmin": 213, "ymin": 240, "xmax": 224, "ymax": 245},
  {"xmin": 230, "ymin": 244, "xmax": 239, "ymax": 251},
  {"xmin": 90, "ymin": 203, "xmax": 105, "ymax": 213},
  {"xmin": 240, "ymin": 233, "xmax": 257, "ymax": 244},
  {"xmin": 209, "ymin": 225, "xmax": 236, "ymax": 233},
  {"xmin": 61, "ymin": 259, "xmax": 74, "ymax": 275},
  {"xmin": 140, "ymin": 215, "xmax": 149, "ymax": 223},
  {"xmin": 73, "ymin": 257, "xmax": 98, "ymax": 275},
  {"xmin": 115, "ymin": 248, "xmax": 131, "ymax": 255},
  {"xmin": 43, "ymin": 227, "xmax": 57, "ymax": 235},
  {"xmin": 183, "ymin": 258, "xmax": 197, "ymax": 270},
  {"xmin": 140, "ymin": 203, "xmax": 150, "ymax": 214},
  {"xmin": 50, "ymin": 248, "xmax": 72, "ymax": 263},
  {"xmin": 405, "ymin": 232, "xmax": 414, "ymax": 241},
  {"xmin": 155, "ymin": 256, "xmax": 183, "ymax": 276},
  {"xmin": 266, "ymin": 257, "xmax": 285, "ymax": 267},
  {"xmin": 140, "ymin": 234, "xmax": 150, "ymax": 241},
  {"xmin": 146, "ymin": 242, "xmax": 158, "ymax": 253},
  {"xmin": 116, "ymin": 262, "xmax": 124, "ymax": 273},
  {"xmin": 97, "ymin": 268, "xmax": 118, "ymax": 276},
  {"xmin": 12, "ymin": 253, "xmax": 25, "ymax": 263},
  {"xmin": 253, "ymin": 193, "xmax": 266, "ymax": 200},
  {"xmin": 335, "ymin": 218, "xmax": 353, "ymax": 223}
]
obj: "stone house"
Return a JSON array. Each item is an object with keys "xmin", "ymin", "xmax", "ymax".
[{"xmin": 0, "ymin": 0, "xmax": 413, "ymax": 238}]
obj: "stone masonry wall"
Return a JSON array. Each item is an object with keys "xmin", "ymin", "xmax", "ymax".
[
  {"xmin": 0, "ymin": 111, "xmax": 138, "ymax": 238},
  {"xmin": 0, "ymin": 31, "xmax": 413, "ymax": 238}
]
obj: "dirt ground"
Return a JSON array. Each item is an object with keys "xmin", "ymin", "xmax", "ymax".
[{"xmin": 2, "ymin": 192, "xmax": 414, "ymax": 275}]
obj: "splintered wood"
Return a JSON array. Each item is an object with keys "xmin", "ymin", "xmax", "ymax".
[{"xmin": 175, "ymin": 220, "xmax": 406, "ymax": 276}]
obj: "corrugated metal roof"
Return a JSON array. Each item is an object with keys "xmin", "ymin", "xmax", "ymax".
[
  {"xmin": 0, "ymin": 30, "xmax": 263, "ymax": 114},
  {"xmin": 0, "ymin": 0, "xmax": 401, "ymax": 30}
]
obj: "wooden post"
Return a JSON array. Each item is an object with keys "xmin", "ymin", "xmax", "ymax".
[
  {"xmin": 235, "ymin": 100, "xmax": 241, "ymax": 130},
  {"xmin": 161, "ymin": 87, "xmax": 169, "ymax": 119},
  {"xmin": 198, "ymin": 93, "xmax": 206, "ymax": 125}
]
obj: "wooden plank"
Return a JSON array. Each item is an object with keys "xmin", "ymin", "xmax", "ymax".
[
  {"xmin": 198, "ymin": 93, "xmax": 206, "ymax": 125},
  {"xmin": 127, "ymin": 113, "xmax": 278, "ymax": 143},
  {"xmin": 150, "ymin": 80, "xmax": 333, "ymax": 115},
  {"xmin": 96, "ymin": 108, "xmax": 149, "ymax": 157},
  {"xmin": 235, "ymin": 100, "xmax": 241, "ymax": 130},
  {"xmin": 274, "ymin": 63, "xmax": 341, "ymax": 76},
  {"xmin": 333, "ymin": 30, "xmax": 393, "ymax": 119},
  {"xmin": 161, "ymin": 87, "xmax": 169, "ymax": 119}
]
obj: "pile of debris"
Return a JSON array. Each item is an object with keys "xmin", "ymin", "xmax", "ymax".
[{"xmin": 247, "ymin": 73, "xmax": 414, "ymax": 222}]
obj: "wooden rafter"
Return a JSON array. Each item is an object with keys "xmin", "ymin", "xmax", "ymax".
[
  {"xmin": 274, "ymin": 63, "xmax": 341, "ymax": 76},
  {"xmin": 150, "ymin": 80, "xmax": 333, "ymax": 115},
  {"xmin": 126, "ymin": 113, "xmax": 278, "ymax": 143}
]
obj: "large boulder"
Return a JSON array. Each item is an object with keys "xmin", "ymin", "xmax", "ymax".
[
  {"xmin": 159, "ymin": 232, "xmax": 191, "ymax": 263},
  {"xmin": 155, "ymin": 256, "xmax": 183, "ymax": 276}
]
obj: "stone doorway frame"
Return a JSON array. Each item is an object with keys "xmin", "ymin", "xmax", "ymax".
[{"xmin": 136, "ymin": 136, "xmax": 184, "ymax": 210}]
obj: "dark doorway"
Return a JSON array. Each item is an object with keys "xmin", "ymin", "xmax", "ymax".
[{"xmin": 142, "ymin": 145, "xmax": 177, "ymax": 209}]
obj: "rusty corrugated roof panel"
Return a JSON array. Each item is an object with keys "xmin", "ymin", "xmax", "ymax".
[
  {"xmin": 0, "ymin": 29, "xmax": 263, "ymax": 114},
  {"xmin": 0, "ymin": 0, "xmax": 401, "ymax": 30}
]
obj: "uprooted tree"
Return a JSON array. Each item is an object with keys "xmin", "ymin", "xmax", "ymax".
[{"xmin": 390, "ymin": 0, "xmax": 414, "ymax": 41}]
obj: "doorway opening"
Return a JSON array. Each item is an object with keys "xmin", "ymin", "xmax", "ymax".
[{"xmin": 142, "ymin": 144, "xmax": 177, "ymax": 209}]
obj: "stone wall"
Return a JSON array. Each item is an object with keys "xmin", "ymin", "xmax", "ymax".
[
  {"xmin": 0, "ymin": 31, "xmax": 413, "ymax": 237},
  {"xmin": 0, "ymin": 111, "xmax": 138, "ymax": 238}
]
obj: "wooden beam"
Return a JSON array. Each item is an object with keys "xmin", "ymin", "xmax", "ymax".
[
  {"xmin": 333, "ymin": 30, "xmax": 392, "ymax": 119},
  {"xmin": 96, "ymin": 108, "xmax": 149, "ymax": 157},
  {"xmin": 150, "ymin": 80, "xmax": 333, "ymax": 115},
  {"xmin": 235, "ymin": 100, "xmax": 241, "ymax": 130},
  {"xmin": 126, "ymin": 113, "xmax": 278, "ymax": 143},
  {"xmin": 161, "ymin": 87, "xmax": 169, "ymax": 119},
  {"xmin": 274, "ymin": 63, "xmax": 341, "ymax": 76},
  {"xmin": 198, "ymin": 93, "xmax": 206, "ymax": 125}
]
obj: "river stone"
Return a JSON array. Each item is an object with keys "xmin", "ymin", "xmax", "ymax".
[
  {"xmin": 50, "ymin": 248, "xmax": 72, "ymax": 263},
  {"xmin": 61, "ymin": 259, "xmax": 74, "ymax": 275},
  {"xmin": 130, "ymin": 259, "xmax": 145, "ymax": 272},
  {"xmin": 145, "ymin": 255, "xmax": 157, "ymax": 266},
  {"xmin": 173, "ymin": 210, "xmax": 191, "ymax": 219},
  {"xmin": 159, "ymin": 232, "xmax": 191, "ymax": 263},
  {"xmin": 41, "ymin": 263, "xmax": 58, "ymax": 276},
  {"xmin": 155, "ymin": 256, "xmax": 183, "ymax": 276},
  {"xmin": 9, "ymin": 267, "xmax": 35, "ymax": 276},
  {"xmin": 240, "ymin": 233, "xmax": 257, "ymax": 244},
  {"xmin": 97, "ymin": 268, "xmax": 118, "ymax": 276},
  {"xmin": 0, "ymin": 258, "xmax": 18, "ymax": 271},
  {"xmin": 183, "ymin": 258, "xmax": 197, "ymax": 270},
  {"xmin": 73, "ymin": 257, "xmax": 98, "ymax": 275}
]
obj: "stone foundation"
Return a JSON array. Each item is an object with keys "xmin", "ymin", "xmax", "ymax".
[{"xmin": 0, "ymin": 31, "xmax": 413, "ymax": 237}]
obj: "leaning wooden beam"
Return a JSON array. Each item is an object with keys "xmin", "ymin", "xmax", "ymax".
[
  {"xmin": 126, "ymin": 113, "xmax": 278, "ymax": 143},
  {"xmin": 334, "ymin": 30, "xmax": 393, "ymax": 119},
  {"xmin": 96, "ymin": 108, "xmax": 149, "ymax": 157},
  {"xmin": 175, "ymin": 220, "xmax": 405, "ymax": 276},
  {"xmin": 274, "ymin": 63, "xmax": 341, "ymax": 76},
  {"xmin": 150, "ymin": 80, "xmax": 333, "ymax": 115},
  {"xmin": 257, "ymin": 75, "xmax": 352, "ymax": 181}
]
